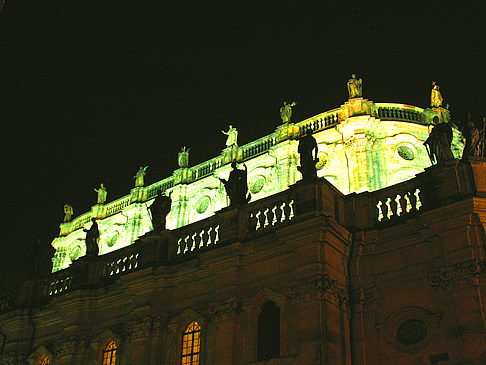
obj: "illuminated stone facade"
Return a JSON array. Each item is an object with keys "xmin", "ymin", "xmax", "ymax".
[
  {"xmin": 51, "ymin": 99, "xmax": 462, "ymax": 272},
  {"xmin": 2, "ymin": 99, "xmax": 485, "ymax": 365}
]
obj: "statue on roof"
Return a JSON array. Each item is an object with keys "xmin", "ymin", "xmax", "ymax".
[
  {"xmin": 430, "ymin": 81, "xmax": 443, "ymax": 108},
  {"xmin": 84, "ymin": 218, "xmax": 100, "ymax": 258},
  {"xmin": 178, "ymin": 146, "xmax": 190, "ymax": 168},
  {"xmin": 149, "ymin": 190, "xmax": 172, "ymax": 230},
  {"xmin": 460, "ymin": 113, "xmax": 481, "ymax": 159},
  {"xmin": 424, "ymin": 119, "xmax": 454, "ymax": 164},
  {"xmin": 298, "ymin": 129, "xmax": 319, "ymax": 180},
  {"xmin": 219, "ymin": 162, "xmax": 251, "ymax": 206},
  {"xmin": 222, "ymin": 125, "xmax": 238, "ymax": 147},
  {"xmin": 63, "ymin": 204, "xmax": 73, "ymax": 222},
  {"xmin": 347, "ymin": 74, "xmax": 363, "ymax": 99},
  {"xmin": 280, "ymin": 101, "xmax": 297, "ymax": 123},
  {"xmin": 134, "ymin": 166, "xmax": 148, "ymax": 187},
  {"xmin": 94, "ymin": 183, "xmax": 107, "ymax": 204}
]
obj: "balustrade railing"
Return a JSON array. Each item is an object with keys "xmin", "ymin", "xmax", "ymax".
[
  {"xmin": 376, "ymin": 106, "xmax": 425, "ymax": 124},
  {"xmin": 176, "ymin": 222, "xmax": 221, "ymax": 255},
  {"xmin": 241, "ymin": 135, "xmax": 277, "ymax": 161},
  {"xmin": 375, "ymin": 187, "xmax": 423, "ymax": 223},
  {"xmin": 45, "ymin": 271, "xmax": 73, "ymax": 297},
  {"xmin": 297, "ymin": 110, "xmax": 340, "ymax": 136},
  {"xmin": 104, "ymin": 196, "xmax": 131, "ymax": 216},
  {"xmin": 104, "ymin": 253, "xmax": 140, "ymax": 277},
  {"xmin": 146, "ymin": 178, "xmax": 175, "ymax": 199},
  {"xmin": 191, "ymin": 157, "xmax": 224, "ymax": 181},
  {"xmin": 5, "ymin": 161, "xmax": 480, "ymax": 310},
  {"xmin": 71, "ymin": 212, "xmax": 92, "ymax": 232},
  {"xmin": 248, "ymin": 198, "xmax": 295, "ymax": 233}
]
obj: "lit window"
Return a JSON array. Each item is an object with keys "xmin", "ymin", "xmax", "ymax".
[
  {"xmin": 181, "ymin": 321, "xmax": 201, "ymax": 365},
  {"xmin": 102, "ymin": 340, "xmax": 117, "ymax": 365},
  {"xmin": 40, "ymin": 358, "xmax": 50, "ymax": 365},
  {"xmin": 258, "ymin": 301, "xmax": 280, "ymax": 361}
]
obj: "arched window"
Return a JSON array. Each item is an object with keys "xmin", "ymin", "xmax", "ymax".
[
  {"xmin": 40, "ymin": 357, "xmax": 50, "ymax": 365},
  {"xmin": 181, "ymin": 321, "xmax": 201, "ymax": 365},
  {"xmin": 102, "ymin": 340, "xmax": 117, "ymax": 365},
  {"xmin": 258, "ymin": 301, "xmax": 280, "ymax": 360}
]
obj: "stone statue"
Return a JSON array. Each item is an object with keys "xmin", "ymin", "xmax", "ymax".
[
  {"xmin": 219, "ymin": 162, "xmax": 251, "ymax": 206},
  {"xmin": 149, "ymin": 191, "xmax": 172, "ymax": 230},
  {"xmin": 178, "ymin": 146, "xmax": 190, "ymax": 168},
  {"xmin": 460, "ymin": 113, "xmax": 480, "ymax": 159},
  {"xmin": 222, "ymin": 125, "xmax": 238, "ymax": 147},
  {"xmin": 83, "ymin": 218, "xmax": 100, "ymax": 258},
  {"xmin": 424, "ymin": 119, "xmax": 454, "ymax": 164},
  {"xmin": 280, "ymin": 101, "xmax": 297, "ymax": 123},
  {"xmin": 94, "ymin": 183, "xmax": 107, "ymax": 204},
  {"xmin": 298, "ymin": 129, "xmax": 319, "ymax": 180},
  {"xmin": 134, "ymin": 166, "xmax": 148, "ymax": 187},
  {"xmin": 63, "ymin": 204, "xmax": 73, "ymax": 222},
  {"xmin": 347, "ymin": 74, "xmax": 363, "ymax": 99},
  {"xmin": 430, "ymin": 81, "xmax": 443, "ymax": 108}
]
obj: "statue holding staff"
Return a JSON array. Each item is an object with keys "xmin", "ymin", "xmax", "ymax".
[
  {"xmin": 134, "ymin": 166, "xmax": 148, "ymax": 187},
  {"xmin": 94, "ymin": 183, "xmax": 107, "ymax": 204},
  {"xmin": 280, "ymin": 101, "xmax": 297, "ymax": 123},
  {"xmin": 222, "ymin": 125, "xmax": 238, "ymax": 147}
]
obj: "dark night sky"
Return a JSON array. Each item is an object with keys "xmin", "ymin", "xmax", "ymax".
[{"xmin": 0, "ymin": 1, "xmax": 485, "ymax": 286}]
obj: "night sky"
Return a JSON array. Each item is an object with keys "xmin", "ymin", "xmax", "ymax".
[{"xmin": 0, "ymin": 1, "xmax": 485, "ymax": 286}]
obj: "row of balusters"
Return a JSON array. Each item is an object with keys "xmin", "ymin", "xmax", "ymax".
[
  {"xmin": 299, "ymin": 113, "xmax": 339, "ymax": 136},
  {"xmin": 104, "ymin": 254, "xmax": 139, "ymax": 277},
  {"xmin": 376, "ymin": 188, "xmax": 422, "ymax": 222},
  {"xmin": 177, "ymin": 225, "xmax": 220, "ymax": 254},
  {"xmin": 377, "ymin": 108, "xmax": 424, "ymax": 123},
  {"xmin": 248, "ymin": 200, "xmax": 295, "ymax": 232},
  {"xmin": 242, "ymin": 137, "xmax": 277, "ymax": 160}
]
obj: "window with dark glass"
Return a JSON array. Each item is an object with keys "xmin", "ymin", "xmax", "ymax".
[
  {"xmin": 257, "ymin": 301, "xmax": 280, "ymax": 360},
  {"xmin": 181, "ymin": 321, "xmax": 201, "ymax": 365},
  {"xmin": 102, "ymin": 340, "xmax": 117, "ymax": 365}
]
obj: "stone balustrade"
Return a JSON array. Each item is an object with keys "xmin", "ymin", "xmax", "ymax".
[
  {"xmin": 2, "ymin": 159, "xmax": 483, "ymax": 312},
  {"xmin": 297, "ymin": 109, "xmax": 341, "ymax": 136}
]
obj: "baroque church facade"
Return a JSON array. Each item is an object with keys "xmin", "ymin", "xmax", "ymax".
[{"xmin": 1, "ymin": 83, "xmax": 485, "ymax": 364}]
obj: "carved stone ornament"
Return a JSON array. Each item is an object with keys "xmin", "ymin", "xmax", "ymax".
[
  {"xmin": 127, "ymin": 317, "xmax": 153, "ymax": 340},
  {"xmin": 428, "ymin": 259, "xmax": 481, "ymax": 292},
  {"xmin": 54, "ymin": 337, "xmax": 79, "ymax": 358},
  {"xmin": 289, "ymin": 274, "xmax": 348, "ymax": 306},
  {"xmin": 208, "ymin": 297, "xmax": 240, "ymax": 316}
]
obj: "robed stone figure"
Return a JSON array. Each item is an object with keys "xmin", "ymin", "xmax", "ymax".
[
  {"xmin": 149, "ymin": 191, "xmax": 172, "ymax": 230},
  {"xmin": 430, "ymin": 81, "xmax": 443, "ymax": 108},
  {"xmin": 219, "ymin": 162, "xmax": 251, "ymax": 206},
  {"xmin": 424, "ymin": 120, "xmax": 454, "ymax": 165},
  {"xmin": 347, "ymin": 74, "xmax": 362, "ymax": 99},
  {"xmin": 280, "ymin": 101, "xmax": 296, "ymax": 123},
  {"xmin": 84, "ymin": 218, "xmax": 100, "ymax": 258},
  {"xmin": 298, "ymin": 130, "xmax": 319, "ymax": 180}
]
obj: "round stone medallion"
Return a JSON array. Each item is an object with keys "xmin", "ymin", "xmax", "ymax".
[
  {"xmin": 250, "ymin": 176, "xmax": 265, "ymax": 194},
  {"xmin": 196, "ymin": 196, "xmax": 211, "ymax": 214},
  {"xmin": 107, "ymin": 232, "xmax": 118, "ymax": 247},
  {"xmin": 397, "ymin": 145, "xmax": 415, "ymax": 161},
  {"xmin": 69, "ymin": 245, "xmax": 81, "ymax": 261},
  {"xmin": 397, "ymin": 319, "xmax": 427, "ymax": 346}
]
